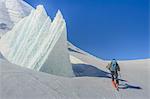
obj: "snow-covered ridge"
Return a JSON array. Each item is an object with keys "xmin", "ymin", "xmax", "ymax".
[{"xmin": 0, "ymin": 5, "xmax": 74, "ymax": 77}]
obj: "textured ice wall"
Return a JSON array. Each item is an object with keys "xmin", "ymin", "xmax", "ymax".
[
  {"xmin": 0, "ymin": 5, "xmax": 74, "ymax": 77},
  {"xmin": 0, "ymin": 0, "xmax": 33, "ymax": 37}
]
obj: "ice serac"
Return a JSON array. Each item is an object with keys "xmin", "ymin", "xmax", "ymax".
[
  {"xmin": 0, "ymin": 0, "xmax": 33, "ymax": 37},
  {"xmin": 0, "ymin": 5, "xmax": 74, "ymax": 77}
]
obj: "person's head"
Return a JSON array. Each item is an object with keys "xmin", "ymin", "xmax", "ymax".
[{"xmin": 112, "ymin": 59, "xmax": 117, "ymax": 62}]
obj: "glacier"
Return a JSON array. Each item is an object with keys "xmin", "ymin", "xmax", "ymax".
[
  {"xmin": 0, "ymin": 0, "xmax": 33, "ymax": 38},
  {"xmin": 0, "ymin": 0, "xmax": 150, "ymax": 99},
  {"xmin": 0, "ymin": 5, "xmax": 74, "ymax": 77}
]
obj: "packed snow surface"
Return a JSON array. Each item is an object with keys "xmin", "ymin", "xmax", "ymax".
[{"xmin": 0, "ymin": 51, "xmax": 150, "ymax": 99}]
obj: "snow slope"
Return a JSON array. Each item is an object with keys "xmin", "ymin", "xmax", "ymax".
[
  {"xmin": 0, "ymin": 22, "xmax": 150, "ymax": 99},
  {"xmin": 0, "ymin": 0, "xmax": 33, "ymax": 37},
  {"xmin": 69, "ymin": 42, "xmax": 150, "ymax": 99},
  {"xmin": 0, "ymin": 51, "xmax": 150, "ymax": 99}
]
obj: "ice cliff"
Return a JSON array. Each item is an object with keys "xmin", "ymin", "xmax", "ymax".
[{"xmin": 0, "ymin": 5, "xmax": 74, "ymax": 77}]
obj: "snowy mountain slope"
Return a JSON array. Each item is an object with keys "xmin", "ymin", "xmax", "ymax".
[
  {"xmin": 0, "ymin": 59, "xmax": 78, "ymax": 99},
  {"xmin": 69, "ymin": 42, "xmax": 150, "ymax": 99},
  {"xmin": 0, "ymin": 0, "xmax": 33, "ymax": 37},
  {"xmin": 0, "ymin": 55, "xmax": 150, "ymax": 99},
  {"xmin": 68, "ymin": 42, "xmax": 108, "ymax": 71}
]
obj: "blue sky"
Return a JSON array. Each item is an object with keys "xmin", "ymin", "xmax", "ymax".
[{"xmin": 25, "ymin": 0, "xmax": 149, "ymax": 60}]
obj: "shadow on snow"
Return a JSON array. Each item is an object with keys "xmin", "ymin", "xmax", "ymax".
[
  {"xmin": 72, "ymin": 64, "xmax": 142, "ymax": 90},
  {"xmin": 72, "ymin": 64, "xmax": 110, "ymax": 78},
  {"xmin": 119, "ymin": 83, "xmax": 142, "ymax": 90},
  {"xmin": 68, "ymin": 48, "xmax": 84, "ymax": 55}
]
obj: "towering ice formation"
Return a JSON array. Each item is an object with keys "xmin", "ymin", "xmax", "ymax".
[
  {"xmin": 0, "ymin": 5, "xmax": 74, "ymax": 77},
  {"xmin": 0, "ymin": 0, "xmax": 33, "ymax": 37}
]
